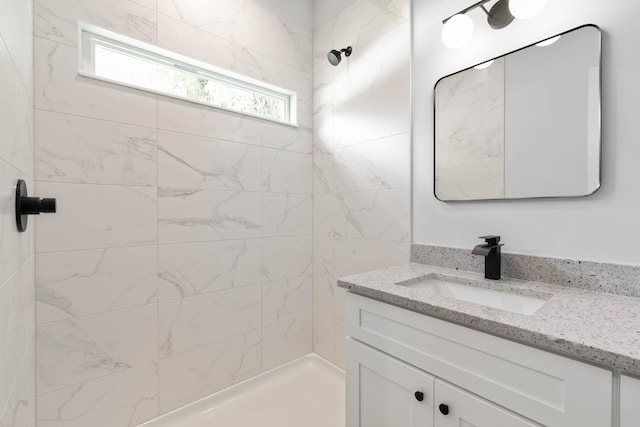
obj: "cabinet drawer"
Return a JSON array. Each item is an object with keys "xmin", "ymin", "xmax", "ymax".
[{"xmin": 346, "ymin": 293, "xmax": 612, "ymax": 427}]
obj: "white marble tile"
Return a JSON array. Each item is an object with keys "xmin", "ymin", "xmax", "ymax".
[
  {"xmin": 262, "ymin": 236, "xmax": 312, "ymax": 281},
  {"xmin": 436, "ymin": 130, "xmax": 505, "ymax": 170},
  {"xmin": 130, "ymin": 0, "xmax": 156, "ymax": 11},
  {"xmin": 262, "ymin": 275, "xmax": 312, "ymax": 327},
  {"xmin": 313, "ymin": 194, "xmax": 335, "ymax": 236},
  {"xmin": 157, "ymin": 13, "xmax": 262, "ymax": 81},
  {"xmin": 333, "ymin": 76, "xmax": 410, "ymax": 148},
  {"xmin": 36, "ymin": 304, "xmax": 158, "ymax": 395},
  {"xmin": 34, "ymin": 38, "xmax": 157, "ymax": 129},
  {"xmin": 312, "ymin": 274, "xmax": 335, "ymax": 321},
  {"xmin": 262, "ymin": 193, "xmax": 312, "ymax": 237},
  {"xmin": 157, "ymin": 98, "xmax": 261, "ymax": 146},
  {"xmin": 435, "ymin": 162, "xmax": 505, "ymax": 201},
  {"xmin": 0, "ymin": 164, "xmax": 33, "ymax": 286},
  {"xmin": 333, "ymin": 0, "xmax": 409, "ymax": 49},
  {"xmin": 0, "ymin": 336, "xmax": 36, "ymax": 427},
  {"xmin": 159, "ymin": 331, "xmax": 262, "ymax": 414},
  {"xmin": 331, "ymin": 21, "xmax": 410, "ymax": 106},
  {"xmin": 159, "ymin": 284, "xmax": 261, "ymax": 357},
  {"xmin": 35, "ymin": 111, "xmax": 158, "ymax": 186},
  {"xmin": 158, "ymin": 239, "xmax": 262, "ymax": 301},
  {"xmin": 313, "ymin": 236, "xmax": 335, "ymax": 278},
  {"xmin": 313, "ymin": 145, "xmax": 334, "ymax": 195},
  {"xmin": 313, "ymin": 109, "xmax": 334, "ymax": 153},
  {"xmin": 311, "ymin": 20, "xmax": 334, "ymax": 90},
  {"xmin": 333, "ymin": 132, "xmax": 410, "ymax": 192},
  {"xmin": 0, "ymin": 0, "xmax": 33, "ymax": 103},
  {"xmin": 157, "ymin": 0, "xmax": 262, "ymax": 52},
  {"xmin": 436, "ymin": 57, "xmax": 505, "ymax": 111},
  {"xmin": 435, "ymin": 128, "xmax": 505, "ymax": 201},
  {"xmin": 262, "ymin": 57, "xmax": 312, "ymax": 115},
  {"xmin": 261, "ymin": 119, "xmax": 313, "ymax": 154},
  {"xmin": 158, "ymin": 188, "xmax": 261, "ymax": 244},
  {"xmin": 333, "ymin": 237, "xmax": 409, "ymax": 277},
  {"xmin": 334, "ymin": 188, "xmax": 410, "ymax": 242},
  {"xmin": 0, "ymin": 40, "xmax": 34, "ymax": 177},
  {"xmin": 312, "ymin": 70, "xmax": 333, "ymax": 115},
  {"xmin": 36, "ymin": 362, "xmax": 158, "ymax": 427},
  {"xmin": 34, "ymin": 0, "xmax": 157, "ymax": 47},
  {"xmin": 436, "ymin": 95, "xmax": 505, "ymax": 142},
  {"xmin": 262, "ymin": 315, "xmax": 312, "ymax": 371},
  {"xmin": 158, "ymin": 130, "xmax": 261, "ymax": 191},
  {"xmin": 262, "ymin": 149, "xmax": 312, "ymax": 194},
  {"xmin": 333, "ymin": 286, "xmax": 347, "ymax": 324},
  {"xmin": 312, "ymin": 314, "xmax": 334, "ymax": 364},
  {"xmin": 0, "ymin": 260, "xmax": 35, "ymax": 413},
  {"xmin": 333, "ymin": 319, "xmax": 346, "ymax": 369},
  {"xmin": 35, "ymin": 183, "xmax": 157, "ymax": 253},
  {"xmin": 36, "ymin": 246, "xmax": 158, "ymax": 323},
  {"xmin": 262, "ymin": 10, "xmax": 312, "ymax": 73}
]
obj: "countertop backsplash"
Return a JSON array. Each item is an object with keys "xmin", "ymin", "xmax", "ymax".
[{"xmin": 411, "ymin": 244, "xmax": 640, "ymax": 298}]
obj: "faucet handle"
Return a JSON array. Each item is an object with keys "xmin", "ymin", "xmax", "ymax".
[{"xmin": 479, "ymin": 235, "xmax": 501, "ymax": 246}]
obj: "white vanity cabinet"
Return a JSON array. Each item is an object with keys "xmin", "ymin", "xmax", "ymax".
[
  {"xmin": 348, "ymin": 338, "xmax": 537, "ymax": 427},
  {"xmin": 620, "ymin": 375, "xmax": 640, "ymax": 427},
  {"xmin": 345, "ymin": 293, "xmax": 613, "ymax": 427}
]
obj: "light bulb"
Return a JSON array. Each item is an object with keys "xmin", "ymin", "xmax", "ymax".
[
  {"xmin": 509, "ymin": 0, "xmax": 549, "ymax": 19},
  {"xmin": 441, "ymin": 14, "xmax": 474, "ymax": 49},
  {"xmin": 474, "ymin": 60, "xmax": 494, "ymax": 70}
]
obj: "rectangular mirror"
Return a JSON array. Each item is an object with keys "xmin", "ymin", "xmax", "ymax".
[{"xmin": 434, "ymin": 25, "xmax": 601, "ymax": 201}]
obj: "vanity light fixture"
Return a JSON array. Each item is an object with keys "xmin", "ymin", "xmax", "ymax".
[{"xmin": 442, "ymin": 0, "xmax": 549, "ymax": 49}]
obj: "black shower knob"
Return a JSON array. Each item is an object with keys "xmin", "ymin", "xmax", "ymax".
[{"xmin": 15, "ymin": 179, "xmax": 57, "ymax": 232}]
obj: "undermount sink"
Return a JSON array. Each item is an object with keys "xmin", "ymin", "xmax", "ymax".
[{"xmin": 396, "ymin": 273, "xmax": 551, "ymax": 315}]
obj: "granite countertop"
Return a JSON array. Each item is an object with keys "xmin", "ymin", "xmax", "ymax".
[{"xmin": 338, "ymin": 263, "xmax": 640, "ymax": 375}]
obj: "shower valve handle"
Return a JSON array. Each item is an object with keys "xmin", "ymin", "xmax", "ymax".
[{"xmin": 15, "ymin": 179, "xmax": 57, "ymax": 232}]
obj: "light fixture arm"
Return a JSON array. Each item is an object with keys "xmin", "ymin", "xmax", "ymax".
[{"xmin": 442, "ymin": 0, "xmax": 493, "ymax": 23}]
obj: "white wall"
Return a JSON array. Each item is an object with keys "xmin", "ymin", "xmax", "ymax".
[
  {"xmin": 0, "ymin": 0, "xmax": 36, "ymax": 425},
  {"xmin": 33, "ymin": 0, "xmax": 313, "ymax": 425},
  {"xmin": 312, "ymin": 0, "xmax": 411, "ymax": 368},
  {"xmin": 413, "ymin": 0, "xmax": 640, "ymax": 264}
]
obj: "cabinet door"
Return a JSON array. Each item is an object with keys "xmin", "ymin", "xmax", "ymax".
[
  {"xmin": 435, "ymin": 380, "xmax": 538, "ymax": 427},
  {"xmin": 621, "ymin": 375, "xmax": 640, "ymax": 427},
  {"xmin": 346, "ymin": 338, "xmax": 435, "ymax": 427}
]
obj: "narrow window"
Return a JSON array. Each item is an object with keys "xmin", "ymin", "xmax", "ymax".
[{"xmin": 79, "ymin": 23, "xmax": 296, "ymax": 125}]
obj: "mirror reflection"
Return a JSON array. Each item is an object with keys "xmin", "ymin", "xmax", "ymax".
[{"xmin": 434, "ymin": 25, "xmax": 601, "ymax": 201}]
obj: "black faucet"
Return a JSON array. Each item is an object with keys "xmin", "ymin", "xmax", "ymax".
[{"xmin": 472, "ymin": 236, "xmax": 503, "ymax": 280}]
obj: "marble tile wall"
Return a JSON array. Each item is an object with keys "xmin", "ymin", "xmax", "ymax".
[
  {"xmin": 434, "ymin": 58, "xmax": 506, "ymax": 201},
  {"xmin": 0, "ymin": 0, "xmax": 36, "ymax": 425},
  {"xmin": 311, "ymin": 0, "xmax": 411, "ymax": 368},
  {"xmin": 33, "ymin": 0, "xmax": 313, "ymax": 425}
]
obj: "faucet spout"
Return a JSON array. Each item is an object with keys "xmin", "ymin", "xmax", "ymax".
[{"xmin": 472, "ymin": 244, "xmax": 494, "ymax": 256}]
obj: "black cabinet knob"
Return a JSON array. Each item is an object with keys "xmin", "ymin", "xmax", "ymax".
[
  {"xmin": 414, "ymin": 391, "xmax": 424, "ymax": 402},
  {"xmin": 439, "ymin": 403, "xmax": 450, "ymax": 415}
]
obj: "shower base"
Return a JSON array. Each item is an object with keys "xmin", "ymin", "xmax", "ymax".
[{"xmin": 139, "ymin": 354, "xmax": 345, "ymax": 427}]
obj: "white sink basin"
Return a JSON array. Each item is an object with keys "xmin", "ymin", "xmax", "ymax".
[{"xmin": 397, "ymin": 274, "xmax": 549, "ymax": 315}]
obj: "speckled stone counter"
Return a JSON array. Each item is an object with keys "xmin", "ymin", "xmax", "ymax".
[{"xmin": 338, "ymin": 263, "xmax": 640, "ymax": 375}]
